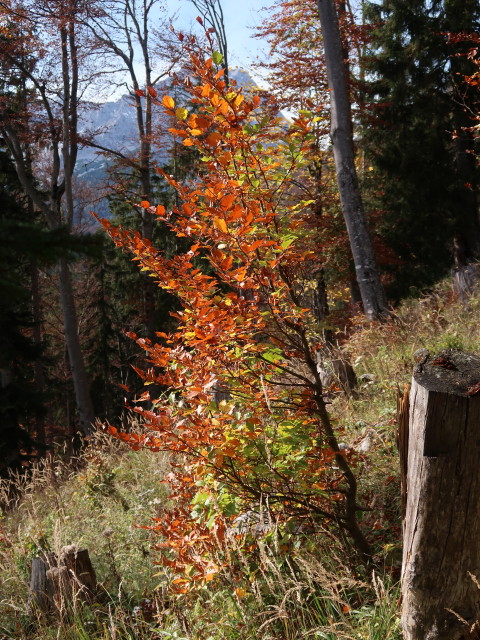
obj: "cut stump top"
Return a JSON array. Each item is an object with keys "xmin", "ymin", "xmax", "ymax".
[{"xmin": 414, "ymin": 348, "xmax": 480, "ymax": 397}]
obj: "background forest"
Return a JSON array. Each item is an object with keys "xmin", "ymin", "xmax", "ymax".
[{"xmin": 0, "ymin": 0, "xmax": 478, "ymax": 638}]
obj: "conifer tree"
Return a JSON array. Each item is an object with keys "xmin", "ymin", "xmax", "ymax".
[{"xmin": 363, "ymin": 0, "xmax": 480, "ymax": 297}]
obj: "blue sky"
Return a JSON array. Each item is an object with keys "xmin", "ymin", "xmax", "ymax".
[{"xmin": 164, "ymin": 0, "xmax": 270, "ymax": 70}]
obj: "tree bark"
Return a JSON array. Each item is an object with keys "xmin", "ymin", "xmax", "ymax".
[
  {"xmin": 402, "ymin": 349, "xmax": 480, "ymax": 640},
  {"xmin": 31, "ymin": 260, "xmax": 47, "ymax": 447},
  {"xmin": 316, "ymin": 0, "xmax": 388, "ymax": 320},
  {"xmin": 58, "ymin": 258, "xmax": 95, "ymax": 435},
  {"xmin": 29, "ymin": 555, "xmax": 55, "ymax": 613}
]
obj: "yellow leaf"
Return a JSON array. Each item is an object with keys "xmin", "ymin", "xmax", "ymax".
[
  {"xmin": 233, "ymin": 94, "xmax": 245, "ymax": 109},
  {"xmin": 235, "ymin": 587, "xmax": 247, "ymax": 598},
  {"xmin": 213, "ymin": 217, "xmax": 228, "ymax": 233},
  {"xmin": 162, "ymin": 95, "xmax": 175, "ymax": 109},
  {"xmin": 175, "ymin": 107, "xmax": 188, "ymax": 120}
]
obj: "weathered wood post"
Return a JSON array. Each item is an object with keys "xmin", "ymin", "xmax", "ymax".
[
  {"xmin": 29, "ymin": 546, "xmax": 97, "ymax": 614},
  {"xmin": 401, "ymin": 349, "xmax": 480, "ymax": 640}
]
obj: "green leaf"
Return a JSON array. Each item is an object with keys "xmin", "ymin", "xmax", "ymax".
[
  {"xmin": 212, "ymin": 51, "xmax": 224, "ymax": 65},
  {"xmin": 281, "ymin": 235, "xmax": 296, "ymax": 250}
]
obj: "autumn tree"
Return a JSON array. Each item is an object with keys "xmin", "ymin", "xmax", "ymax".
[
  {"xmin": 256, "ymin": 0, "xmax": 328, "ymax": 111},
  {"xmin": 99, "ymin": 43, "xmax": 374, "ymax": 591}
]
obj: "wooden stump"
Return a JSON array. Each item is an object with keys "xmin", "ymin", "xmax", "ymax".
[
  {"xmin": 29, "ymin": 555, "xmax": 55, "ymax": 613},
  {"xmin": 29, "ymin": 546, "xmax": 97, "ymax": 614},
  {"xmin": 402, "ymin": 349, "xmax": 480, "ymax": 640}
]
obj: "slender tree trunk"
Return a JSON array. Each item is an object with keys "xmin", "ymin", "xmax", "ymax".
[
  {"xmin": 58, "ymin": 258, "xmax": 94, "ymax": 436},
  {"xmin": 316, "ymin": 0, "xmax": 388, "ymax": 320},
  {"xmin": 31, "ymin": 260, "xmax": 47, "ymax": 447}
]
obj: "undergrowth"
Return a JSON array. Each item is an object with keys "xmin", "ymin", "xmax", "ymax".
[{"xmin": 1, "ymin": 282, "xmax": 477, "ymax": 639}]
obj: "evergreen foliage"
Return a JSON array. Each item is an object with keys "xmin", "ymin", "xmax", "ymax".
[
  {"xmin": 363, "ymin": 0, "xmax": 480, "ymax": 298},
  {"xmin": 0, "ymin": 146, "xmax": 47, "ymax": 474}
]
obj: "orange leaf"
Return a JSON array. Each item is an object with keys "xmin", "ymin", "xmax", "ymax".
[
  {"xmin": 232, "ymin": 267, "xmax": 247, "ymax": 282},
  {"xmin": 206, "ymin": 132, "xmax": 221, "ymax": 146},
  {"xmin": 217, "ymin": 99, "xmax": 231, "ymax": 116},
  {"xmin": 156, "ymin": 205, "xmax": 166, "ymax": 216},
  {"xmin": 228, "ymin": 205, "xmax": 244, "ymax": 220},
  {"xmin": 220, "ymin": 194, "xmax": 235, "ymax": 210},
  {"xmin": 183, "ymin": 138, "xmax": 195, "ymax": 146},
  {"xmin": 168, "ymin": 128, "xmax": 188, "ymax": 137},
  {"xmin": 217, "ymin": 151, "xmax": 232, "ymax": 167},
  {"xmin": 162, "ymin": 95, "xmax": 175, "ymax": 110},
  {"xmin": 147, "ymin": 86, "xmax": 157, "ymax": 97},
  {"xmin": 141, "ymin": 200, "xmax": 150, "ymax": 209},
  {"xmin": 222, "ymin": 255, "xmax": 233, "ymax": 270},
  {"xmin": 213, "ymin": 217, "xmax": 228, "ymax": 233},
  {"xmin": 245, "ymin": 239, "xmax": 264, "ymax": 253}
]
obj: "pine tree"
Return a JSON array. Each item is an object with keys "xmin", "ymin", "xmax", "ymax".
[
  {"xmin": 363, "ymin": 0, "xmax": 480, "ymax": 298},
  {"xmin": 0, "ymin": 146, "xmax": 50, "ymax": 474}
]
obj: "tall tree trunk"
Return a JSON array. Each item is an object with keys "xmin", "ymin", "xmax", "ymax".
[
  {"xmin": 31, "ymin": 260, "xmax": 47, "ymax": 447},
  {"xmin": 316, "ymin": 0, "xmax": 388, "ymax": 320},
  {"xmin": 58, "ymin": 258, "xmax": 94, "ymax": 435}
]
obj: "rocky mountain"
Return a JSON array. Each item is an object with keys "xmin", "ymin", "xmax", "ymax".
[{"xmin": 76, "ymin": 69, "xmax": 256, "ymax": 182}]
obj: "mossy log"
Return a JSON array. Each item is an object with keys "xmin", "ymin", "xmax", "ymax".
[{"xmin": 401, "ymin": 349, "xmax": 480, "ymax": 640}]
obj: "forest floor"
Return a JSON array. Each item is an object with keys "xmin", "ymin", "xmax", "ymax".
[{"xmin": 1, "ymin": 280, "xmax": 479, "ymax": 640}]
